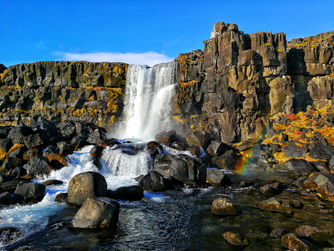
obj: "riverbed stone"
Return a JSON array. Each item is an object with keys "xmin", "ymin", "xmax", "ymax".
[
  {"xmin": 69, "ymin": 197, "xmax": 120, "ymax": 229},
  {"xmin": 255, "ymin": 197, "xmax": 293, "ymax": 215},
  {"xmin": 67, "ymin": 171, "xmax": 107, "ymax": 206},
  {"xmin": 223, "ymin": 231, "xmax": 248, "ymax": 246},
  {"xmin": 211, "ymin": 197, "xmax": 237, "ymax": 216},
  {"xmin": 281, "ymin": 233, "xmax": 310, "ymax": 251}
]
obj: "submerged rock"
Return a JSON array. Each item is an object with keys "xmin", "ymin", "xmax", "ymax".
[
  {"xmin": 69, "ymin": 197, "xmax": 120, "ymax": 229},
  {"xmin": 255, "ymin": 197, "xmax": 293, "ymax": 215},
  {"xmin": 67, "ymin": 172, "xmax": 107, "ymax": 206},
  {"xmin": 295, "ymin": 225, "xmax": 334, "ymax": 242},
  {"xmin": 211, "ymin": 198, "xmax": 237, "ymax": 216},
  {"xmin": 223, "ymin": 231, "xmax": 248, "ymax": 246},
  {"xmin": 281, "ymin": 233, "xmax": 310, "ymax": 251},
  {"xmin": 107, "ymin": 185, "xmax": 144, "ymax": 201}
]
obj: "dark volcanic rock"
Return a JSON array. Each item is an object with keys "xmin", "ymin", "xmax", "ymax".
[
  {"xmin": 107, "ymin": 185, "xmax": 144, "ymax": 201},
  {"xmin": 206, "ymin": 168, "xmax": 232, "ymax": 187},
  {"xmin": 23, "ymin": 156, "xmax": 52, "ymax": 177},
  {"xmin": 154, "ymin": 154, "xmax": 199, "ymax": 184},
  {"xmin": 139, "ymin": 171, "xmax": 166, "ymax": 191},
  {"xmin": 55, "ymin": 192, "xmax": 67, "ymax": 203},
  {"xmin": 14, "ymin": 182, "xmax": 46, "ymax": 203},
  {"xmin": 69, "ymin": 197, "xmax": 120, "ymax": 229},
  {"xmin": 67, "ymin": 171, "xmax": 107, "ymax": 206}
]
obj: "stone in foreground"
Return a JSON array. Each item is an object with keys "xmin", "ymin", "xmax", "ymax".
[
  {"xmin": 69, "ymin": 197, "xmax": 120, "ymax": 229},
  {"xmin": 67, "ymin": 172, "xmax": 107, "ymax": 206},
  {"xmin": 281, "ymin": 233, "xmax": 310, "ymax": 251},
  {"xmin": 223, "ymin": 231, "xmax": 248, "ymax": 246},
  {"xmin": 211, "ymin": 197, "xmax": 237, "ymax": 216},
  {"xmin": 303, "ymin": 172, "xmax": 334, "ymax": 202},
  {"xmin": 107, "ymin": 185, "xmax": 144, "ymax": 201}
]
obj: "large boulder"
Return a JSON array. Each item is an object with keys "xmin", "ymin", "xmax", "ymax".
[
  {"xmin": 67, "ymin": 172, "xmax": 107, "ymax": 206},
  {"xmin": 69, "ymin": 197, "xmax": 119, "ymax": 229},
  {"xmin": 206, "ymin": 140, "xmax": 228, "ymax": 157},
  {"xmin": 206, "ymin": 168, "xmax": 232, "ymax": 187},
  {"xmin": 139, "ymin": 171, "xmax": 166, "ymax": 191},
  {"xmin": 14, "ymin": 182, "xmax": 46, "ymax": 204},
  {"xmin": 107, "ymin": 185, "xmax": 144, "ymax": 201},
  {"xmin": 154, "ymin": 154, "xmax": 200, "ymax": 184}
]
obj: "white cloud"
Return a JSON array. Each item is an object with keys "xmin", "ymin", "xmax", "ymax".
[{"xmin": 60, "ymin": 51, "xmax": 173, "ymax": 66}]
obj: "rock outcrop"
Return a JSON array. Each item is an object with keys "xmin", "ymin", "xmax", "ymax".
[
  {"xmin": 0, "ymin": 61, "xmax": 127, "ymax": 128},
  {"xmin": 172, "ymin": 22, "xmax": 334, "ymax": 154}
]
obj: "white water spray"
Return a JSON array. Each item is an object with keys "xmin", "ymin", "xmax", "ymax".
[{"xmin": 116, "ymin": 62, "xmax": 177, "ymax": 140}]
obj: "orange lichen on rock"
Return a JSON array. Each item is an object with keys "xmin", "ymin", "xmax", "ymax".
[{"xmin": 7, "ymin": 144, "xmax": 24, "ymax": 155}]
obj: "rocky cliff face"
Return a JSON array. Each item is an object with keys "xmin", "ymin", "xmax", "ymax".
[
  {"xmin": 173, "ymin": 22, "xmax": 334, "ymax": 148},
  {"xmin": 0, "ymin": 62, "xmax": 127, "ymax": 128}
]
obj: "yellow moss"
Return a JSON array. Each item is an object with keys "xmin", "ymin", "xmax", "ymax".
[
  {"xmin": 172, "ymin": 115, "xmax": 185, "ymax": 124},
  {"xmin": 58, "ymin": 96, "xmax": 64, "ymax": 101},
  {"xmin": 88, "ymin": 96, "xmax": 95, "ymax": 102},
  {"xmin": 0, "ymin": 69, "xmax": 9, "ymax": 82},
  {"xmin": 0, "ymin": 149, "xmax": 6, "ymax": 160},
  {"xmin": 8, "ymin": 144, "xmax": 24, "ymax": 155}
]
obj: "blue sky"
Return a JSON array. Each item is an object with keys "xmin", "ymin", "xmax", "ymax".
[{"xmin": 1, "ymin": 0, "xmax": 333, "ymax": 67}]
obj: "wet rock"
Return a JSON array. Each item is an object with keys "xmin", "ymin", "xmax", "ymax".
[
  {"xmin": 0, "ymin": 138, "xmax": 12, "ymax": 153},
  {"xmin": 14, "ymin": 182, "xmax": 46, "ymax": 204},
  {"xmin": 281, "ymin": 233, "xmax": 310, "ymax": 251},
  {"xmin": 154, "ymin": 154, "xmax": 199, "ymax": 184},
  {"xmin": 259, "ymin": 182, "xmax": 283, "ymax": 195},
  {"xmin": 0, "ymin": 180, "xmax": 20, "ymax": 193},
  {"xmin": 211, "ymin": 198, "xmax": 237, "ymax": 216},
  {"xmin": 214, "ymin": 149, "xmax": 240, "ymax": 170},
  {"xmin": 87, "ymin": 128, "xmax": 107, "ymax": 145},
  {"xmin": 8, "ymin": 126, "xmax": 33, "ymax": 144},
  {"xmin": 23, "ymin": 156, "xmax": 52, "ymax": 177},
  {"xmin": 67, "ymin": 171, "xmax": 107, "ymax": 206},
  {"xmin": 139, "ymin": 171, "xmax": 166, "ymax": 191},
  {"xmin": 69, "ymin": 197, "xmax": 119, "ymax": 229},
  {"xmin": 206, "ymin": 140, "xmax": 228, "ymax": 157},
  {"xmin": 42, "ymin": 179, "xmax": 64, "ymax": 186},
  {"xmin": 256, "ymin": 197, "xmax": 293, "ymax": 215},
  {"xmin": 107, "ymin": 185, "xmax": 144, "ymax": 201},
  {"xmin": 145, "ymin": 141, "xmax": 163, "ymax": 157},
  {"xmin": 295, "ymin": 225, "xmax": 334, "ymax": 242},
  {"xmin": 90, "ymin": 145, "xmax": 104, "ymax": 159},
  {"xmin": 206, "ymin": 168, "xmax": 232, "ymax": 187},
  {"xmin": 0, "ymin": 191, "xmax": 13, "ymax": 205},
  {"xmin": 223, "ymin": 231, "xmax": 248, "ymax": 246},
  {"xmin": 55, "ymin": 193, "xmax": 67, "ymax": 203},
  {"xmin": 57, "ymin": 141, "xmax": 74, "ymax": 155},
  {"xmin": 155, "ymin": 130, "xmax": 185, "ymax": 145},
  {"xmin": 70, "ymin": 136, "xmax": 88, "ymax": 151},
  {"xmin": 0, "ymin": 227, "xmax": 21, "ymax": 246},
  {"xmin": 303, "ymin": 172, "xmax": 334, "ymax": 201}
]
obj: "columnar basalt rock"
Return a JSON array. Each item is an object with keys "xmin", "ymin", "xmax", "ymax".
[
  {"xmin": 173, "ymin": 22, "xmax": 334, "ymax": 154},
  {"xmin": 0, "ymin": 61, "xmax": 128, "ymax": 128}
]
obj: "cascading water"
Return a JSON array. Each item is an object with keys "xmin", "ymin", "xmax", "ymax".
[{"xmin": 116, "ymin": 61, "xmax": 177, "ymax": 140}]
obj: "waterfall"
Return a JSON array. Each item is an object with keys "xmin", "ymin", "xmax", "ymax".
[{"xmin": 117, "ymin": 61, "xmax": 177, "ymax": 140}]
